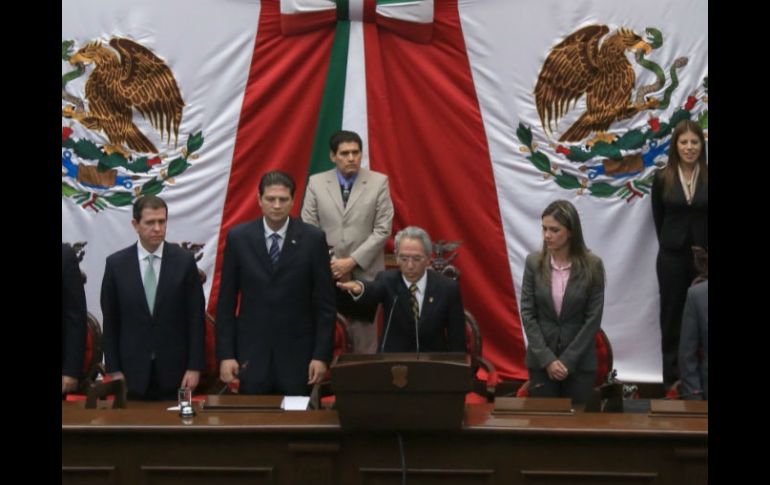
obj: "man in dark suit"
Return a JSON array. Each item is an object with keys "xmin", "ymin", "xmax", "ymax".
[
  {"xmin": 216, "ymin": 171, "xmax": 336, "ymax": 395},
  {"xmin": 337, "ymin": 226, "xmax": 466, "ymax": 353},
  {"xmin": 101, "ymin": 195, "xmax": 205, "ymax": 400},
  {"xmin": 679, "ymin": 280, "xmax": 708, "ymax": 400},
  {"xmin": 62, "ymin": 243, "xmax": 87, "ymax": 395}
]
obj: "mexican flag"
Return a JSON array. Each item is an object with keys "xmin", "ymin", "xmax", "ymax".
[{"xmin": 62, "ymin": 0, "xmax": 708, "ymax": 383}]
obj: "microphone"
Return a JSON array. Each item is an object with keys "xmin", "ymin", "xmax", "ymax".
[
  {"xmin": 380, "ymin": 296, "xmax": 398, "ymax": 353},
  {"xmin": 218, "ymin": 360, "xmax": 250, "ymax": 395}
]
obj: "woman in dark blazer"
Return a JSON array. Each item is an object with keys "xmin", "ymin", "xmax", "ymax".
[
  {"xmin": 651, "ymin": 119, "xmax": 708, "ymax": 390},
  {"xmin": 520, "ymin": 200, "xmax": 605, "ymax": 404}
]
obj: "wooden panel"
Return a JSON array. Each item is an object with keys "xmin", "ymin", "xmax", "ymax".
[
  {"xmin": 62, "ymin": 466, "xmax": 117, "ymax": 485},
  {"xmin": 141, "ymin": 466, "xmax": 273, "ymax": 485},
  {"xmin": 360, "ymin": 467, "xmax": 494, "ymax": 485}
]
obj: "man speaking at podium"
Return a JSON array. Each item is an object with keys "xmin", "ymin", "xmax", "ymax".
[{"xmin": 337, "ymin": 226, "xmax": 465, "ymax": 353}]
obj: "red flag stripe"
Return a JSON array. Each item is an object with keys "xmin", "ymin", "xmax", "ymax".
[
  {"xmin": 364, "ymin": 0, "xmax": 527, "ymax": 379},
  {"xmin": 208, "ymin": 0, "xmax": 335, "ymax": 315}
]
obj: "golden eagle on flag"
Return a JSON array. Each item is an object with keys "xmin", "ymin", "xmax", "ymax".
[
  {"xmin": 62, "ymin": 37, "xmax": 184, "ymax": 157},
  {"xmin": 534, "ymin": 25, "xmax": 659, "ymax": 144}
]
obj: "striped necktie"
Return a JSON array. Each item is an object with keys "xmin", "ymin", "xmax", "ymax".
[
  {"xmin": 268, "ymin": 233, "xmax": 281, "ymax": 266},
  {"xmin": 409, "ymin": 283, "xmax": 419, "ymax": 323}
]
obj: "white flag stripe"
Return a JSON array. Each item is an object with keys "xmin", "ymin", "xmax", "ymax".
[
  {"xmin": 342, "ymin": 16, "xmax": 371, "ymax": 167},
  {"xmin": 62, "ymin": 0, "xmax": 261, "ymax": 324}
]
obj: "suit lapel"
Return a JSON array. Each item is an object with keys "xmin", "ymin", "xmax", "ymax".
[
  {"xmin": 253, "ymin": 220, "xmax": 274, "ymax": 274},
  {"xmin": 536, "ymin": 259, "xmax": 559, "ymax": 320},
  {"xmin": 127, "ymin": 243, "xmax": 153, "ymax": 316},
  {"xmin": 419, "ymin": 270, "xmax": 436, "ymax": 326},
  {"xmin": 559, "ymin": 269, "xmax": 581, "ymax": 320},
  {"xmin": 152, "ymin": 243, "xmax": 174, "ymax": 316},
  {"xmin": 394, "ymin": 274, "xmax": 414, "ymax": 324},
  {"xmin": 275, "ymin": 218, "xmax": 302, "ymax": 272},
  {"xmin": 323, "ymin": 170, "xmax": 345, "ymax": 215}
]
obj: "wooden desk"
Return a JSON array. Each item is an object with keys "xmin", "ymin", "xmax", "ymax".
[{"xmin": 63, "ymin": 399, "xmax": 707, "ymax": 485}]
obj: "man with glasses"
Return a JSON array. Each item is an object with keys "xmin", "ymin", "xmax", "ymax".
[{"xmin": 336, "ymin": 226, "xmax": 465, "ymax": 353}]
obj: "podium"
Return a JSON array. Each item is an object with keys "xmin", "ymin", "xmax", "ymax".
[{"xmin": 331, "ymin": 353, "xmax": 471, "ymax": 430}]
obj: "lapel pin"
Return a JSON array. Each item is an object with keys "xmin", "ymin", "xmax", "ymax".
[
  {"xmin": 429, "ymin": 297, "xmax": 434, "ymax": 303},
  {"xmin": 291, "ymin": 239, "xmax": 297, "ymax": 244}
]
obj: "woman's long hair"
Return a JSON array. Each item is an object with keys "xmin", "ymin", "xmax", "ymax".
[
  {"xmin": 538, "ymin": 200, "xmax": 602, "ymax": 287},
  {"xmin": 662, "ymin": 119, "xmax": 708, "ymax": 196}
]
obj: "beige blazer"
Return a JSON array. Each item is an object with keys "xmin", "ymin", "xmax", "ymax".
[{"xmin": 301, "ymin": 168, "xmax": 394, "ymax": 280}]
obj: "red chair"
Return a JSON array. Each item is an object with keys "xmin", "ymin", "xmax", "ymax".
[
  {"xmin": 311, "ymin": 313, "xmax": 352, "ymax": 408},
  {"xmin": 516, "ymin": 328, "xmax": 614, "ymax": 397},
  {"xmin": 464, "ymin": 310, "xmax": 498, "ymax": 403}
]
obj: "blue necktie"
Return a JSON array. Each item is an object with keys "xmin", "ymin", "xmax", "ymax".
[
  {"xmin": 342, "ymin": 183, "xmax": 351, "ymax": 206},
  {"xmin": 144, "ymin": 254, "xmax": 157, "ymax": 311},
  {"xmin": 268, "ymin": 233, "xmax": 281, "ymax": 266}
]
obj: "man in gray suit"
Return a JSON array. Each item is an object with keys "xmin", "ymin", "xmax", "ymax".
[
  {"xmin": 678, "ymin": 280, "xmax": 708, "ymax": 400},
  {"xmin": 301, "ymin": 130, "xmax": 394, "ymax": 353}
]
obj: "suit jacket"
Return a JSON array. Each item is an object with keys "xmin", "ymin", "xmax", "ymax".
[
  {"xmin": 679, "ymin": 281, "xmax": 708, "ymax": 400},
  {"xmin": 301, "ymin": 168, "xmax": 393, "ymax": 280},
  {"xmin": 101, "ymin": 242, "xmax": 205, "ymax": 396},
  {"xmin": 520, "ymin": 252, "xmax": 605, "ymax": 373},
  {"xmin": 354, "ymin": 269, "xmax": 466, "ymax": 353},
  {"xmin": 651, "ymin": 170, "xmax": 708, "ymax": 250},
  {"xmin": 62, "ymin": 244, "xmax": 87, "ymax": 379},
  {"xmin": 215, "ymin": 217, "xmax": 336, "ymax": 393}
]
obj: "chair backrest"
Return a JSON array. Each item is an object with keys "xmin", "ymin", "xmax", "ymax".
[
  {"xmin": 85, "ymin": 378, "xmax": 127, "ymax": 409},
  {"xmin": 464, "ymin": 310, "xmax": 483, "ymax": 368},
  {"xmin": 594, "ymin": 328, "xmax": 614, "ymax": 387},
  {"xmin": 334, "ymin": 313, "xmax": 353, "ymax": 358},
  {"xmin": 80, "ymin": 313, "xmax": 103, "ymax": 390}
]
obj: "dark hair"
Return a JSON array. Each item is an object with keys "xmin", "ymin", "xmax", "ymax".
[
  {"xmin": 259, "ymin": 170, "xmax": 296, "ymax": 198},
  {"xmin": 539, "ymin": 200, "xmax": 602, "ymax": 286},
  {"xmin": 133, "ymin": 195, "xmax": 168, "ymax": 222},
  {"xmin": 329, "ymin": 130, "xmax": 362, "ymax": 154},
  {"xmin": 662, "ymin": 119, "xmax": 708, "ymax": 195}
]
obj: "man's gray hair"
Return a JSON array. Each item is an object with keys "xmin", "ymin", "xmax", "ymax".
[{"xmin": 394, "ymin": 226, "xmax": 432, "ymax": 255}]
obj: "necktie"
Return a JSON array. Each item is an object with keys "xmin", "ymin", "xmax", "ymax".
[
  {"xmin": 409, "ymin": 283, "xmax": 419, "ymax": 323},
  {"xmin": 144, "ymin": 254, "xmax": 157, "ymax": 311},
  {"xmin": 269, "ymin": 233, "xmax": 281, "ymax": 266},
  {"xmin": 341, "ymin": 183, "xmax": 351, "ymax": 206}
]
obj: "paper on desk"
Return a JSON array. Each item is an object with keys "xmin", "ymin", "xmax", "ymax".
[
  {"xmin": 281, "ymin": 396, "xmax": 310, "ymax": 410},
  {"xmin": 167, "ymin": 405, "xmax": 181, "ymax": 411}
]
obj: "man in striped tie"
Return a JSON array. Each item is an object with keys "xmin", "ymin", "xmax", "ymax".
[
  {"xmin": 336, "ymin": 226, "xmax": 466, "ymax": 353},
  {"xmin": 217, "ymin": 171, "xmax": 336, "ymax": 395}
]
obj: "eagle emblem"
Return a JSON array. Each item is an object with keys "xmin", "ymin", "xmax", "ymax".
[
  {"xmin": 62, "ymin": 37, "xmax": 184, "ymax": 158},
  {"xmin": 535, "ymin": 25, "xmax": 658, "ymax": 145}
]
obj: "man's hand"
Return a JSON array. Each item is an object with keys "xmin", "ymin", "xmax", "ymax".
[
  {"xmin": 307, "ymin": 359, "xmax": 328, "ymax": 385},
  {"xmin": 546, "ymin": 360, "xmax": 569, "ymax": 381},
  {"xmin": 62, "ymin": 375, "xmax": 78, "ymax": 394},
  {"xmin": 220, "ymin": 359, "xmax": 240, "ymax": 383},
  {"xmin": 331, "ymin": 257, "xmax": 357, "ymax": 280},
  {"xmin": 180, "ymin": 370, "xmax": 201, "ymax": 390},
  {"xmin": 336, "ymin": 280, "xmax": 363, "ymax": 295}
]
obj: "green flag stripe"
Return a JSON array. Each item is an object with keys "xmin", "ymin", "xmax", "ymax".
[
  {"xmin": 306, "ymin": 19, "xmax": 351, "ymax": 178},
  {"xmin": 336, "ymin": 0, "xmax": 349, "ymax": 20}
]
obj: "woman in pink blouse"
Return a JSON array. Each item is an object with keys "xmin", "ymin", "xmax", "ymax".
[{"xmin": 519, "ymin": 200, "xmax": 606, "ymax": 404}]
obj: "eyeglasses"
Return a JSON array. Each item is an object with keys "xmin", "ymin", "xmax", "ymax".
[{"xmin": 397, "ymin": 254, "xmax": 426, "ymax": 264}]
